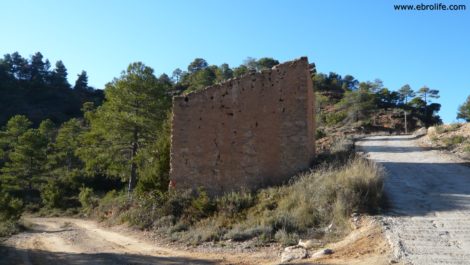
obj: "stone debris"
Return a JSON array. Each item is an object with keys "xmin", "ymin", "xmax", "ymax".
[
  {"xmin": 413, "ymin": 127, "xmax": 427, "ymax": 137},
  {"xmin": 280, "ymin": 245, "xmax": 308, "ymax": 263},
  {"xmin": 298, "ymin": 239, "xmax": 321, "ymax": 249},
  {"xmin": 310, "ymin": 248, "xmax": 334, "ymax": 259}
]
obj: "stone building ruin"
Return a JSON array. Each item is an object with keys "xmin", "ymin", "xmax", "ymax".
[{"xmin": 170, "ymin": 57, "xmax": 315, "ymax": 194}]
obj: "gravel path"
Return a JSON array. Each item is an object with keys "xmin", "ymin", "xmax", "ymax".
[{"xmin": 357, "ymin": 135, "xmax": 470, "ymax": 265}]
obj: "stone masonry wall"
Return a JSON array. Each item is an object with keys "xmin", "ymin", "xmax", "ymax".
[{"xmin": 170, "ymin": 57, "xmax": 315, "ymax": 194}]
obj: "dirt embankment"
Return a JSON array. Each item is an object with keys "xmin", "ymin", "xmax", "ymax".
[{"xmin": 419, "ymin": 123, "xmax": 470, "ymax": 161}]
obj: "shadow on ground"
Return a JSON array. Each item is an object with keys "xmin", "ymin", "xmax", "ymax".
[{"xmin": 0, "ymin": 245, "xmax": 218, "ymax": 265}]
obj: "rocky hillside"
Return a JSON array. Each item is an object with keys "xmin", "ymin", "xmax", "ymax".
[{"xmin": 420, "ymin": 123, "xmax": 470, "ymax": 160}]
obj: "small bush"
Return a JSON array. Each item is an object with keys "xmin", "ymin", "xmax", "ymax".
[
  {"xmin": 94, "ymin": 190, "xmax": 129, "ymax": 222},
  {"xmin": 78, "ymin": 187, "xmax": 98, "ymax": 214},
  {"xmin": 225, "ymin": 225, "xmax": 272, "ymax": 241},
  {"xmin": 188, "ymin": 188, "xmax": 216, "ymax": 220},
  {"xmin": 435, "ymin": 123, "xmax": 461, "ymax": 134},
  {"xmin": 169, "ymin": 221, "xmax": 189, "ymax": 233},
  {"xmin": 464, "ymin": 144, "xmax": 470, "ymax": 153},
  {"xmin": 216, "ymin": 191, "xmax": 255, "ymax": 217},
  {"xmin": 315, "ymin": 129, "xmax": 327, "ymax": 139},
  {"xmin": 41, "ymin": 180, "xmax": 65, "ymax": 209},
  {"xmin": 325, "ymin": 111, "xmax": 347, "ymax": 126},
  {"xmin": 435, "ymin": 124, "xmax": 446, "ymax": 134},
  {"xmin": 0, "ymin": 219, "xmax": 20, "ymax": 237},
  {"xmin": 274, "ymin": 229, "xmax": 299, "ymax": 246},
  {"xmin": 0, "ymin": 191, "xmax": 23, "ymax": 237},
  {"xmin": 183, "ymin": 219, "xmax": 225, "ymax": 244},
  {"xmin": 443, "ymin": 135, "xmax": 465, "ymax": 147},
  {"xmin": 448, "ymin": 123, "xmax": 462, "ymax": 131},
  {"xmin": 0, "ymin": 192, "xmax": 23, "ymax": 222}
]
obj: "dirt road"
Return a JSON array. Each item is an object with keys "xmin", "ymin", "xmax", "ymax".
[
  {"xmin": 0, "ymin": 217, "xmax": 271, "ymax": 265},
  {"xmin": 357, "ymin": 135, "xmax": 470, "ymax": 265}
]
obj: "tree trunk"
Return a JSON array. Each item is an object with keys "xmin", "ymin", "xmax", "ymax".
[
  {"xmin": 127, "ymin": 128, "xmax": 139, "ymax": 198},
  {"xmin": 404, "ymin": 97, "xmax": 408, "ymax": 134},
  {"xmin": 404, "ymin": 110, "xmax": 408, "ymax": 134},
  {"xmin": 424, "ymin": 93, "xmax": 428, "ymax": 122}
]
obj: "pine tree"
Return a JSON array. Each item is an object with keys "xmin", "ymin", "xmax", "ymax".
[
  {"xmin": 418, "ymin": 86, "xmax": 440, "ymax": 125},
  {"xmin": 0, "ymin": 115, "xmax": 32, "ymax": 163},
  {"xmin": 74, "ymin": 71, "xmax": 89, "ymax": 90},
  {"xmin": 457, "ymin": 95, "xmax": 470, "ymax": 122},
  {"xmin": 1, "ymin": 129, "xmax": 48, "ymax": 197},
  {"xmin": 398, "ymin": 85, "xmax": 415, "ymax": 133},
  {"xmin": 42, "ymin": 118, "xmax": 84, "ymax": 208},
  {"xmin": 30, "ymin": 52, "xmax": 50, "ymax": 84},
  {"xmin": 48, "ymin": 118, "xmax": 83, "ymax": 176},
  {"xmin": 77, "ymin": 62, "xmax": 171, "ymax": 195},
  {"xmin": 51, "ymin": 61, "xmax": 70, "ymax": 89}
]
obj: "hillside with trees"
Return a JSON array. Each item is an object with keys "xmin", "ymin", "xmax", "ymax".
[
  {"xmin": 0, "ymin": 54, "xmax": 444, "ymax": 245},
  {"xmin": 0, "ymin": 52, "xmax": 104, "ymax": 126},
  {"xmin": 312, "ymin": 68, "xmax": 442, "ymax": 150}
]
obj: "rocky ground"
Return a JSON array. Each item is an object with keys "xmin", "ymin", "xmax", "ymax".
[{"xmin": 419, "ymin": 123, "xmax": 470, "ymax": 161}]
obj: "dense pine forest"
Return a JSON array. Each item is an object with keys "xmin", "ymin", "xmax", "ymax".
[
  {"xmin": 0, "ymin": 52, "xmax": 445, "ymax": 239},
  {"xmin": 0, "ymin": 52, "xmax": 103, "ymax": 126}
]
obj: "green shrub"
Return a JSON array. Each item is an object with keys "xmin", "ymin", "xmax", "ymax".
[
  {"xmin": 224, "ymin": 225, "xmax": 272, "ymax": 241},
  {"xmin": 0, "ymin": 219, "xmax": 20, "ymax": 237},
  {"xmin": 216, "ymin": 191, "xmax": 255, "ymax": 217},
  {"xmin": 315, "ymin": 129, "xmax": 327, "ymax": 139},
  {"xmin": 188, "ymin": 188, "xmax": 216, "ymax": 220},
  {"xmin": 161, "ymin": 189, "xmax": 193, "ymax": 219},
  {"xmin": 41, "ymin": 180, "xmax": 65, "ymax": 209},
  {"xmin": 78, "ymin": 187, "xmax": 98, "ymax": 214},
  {"xmin": 94, "ymin": 190, "xmax": 130, "ymax": 224},
  {"xmin": 274, "ymin": 229, "xmax": 299, "ymax": 246},
  {"xmin": 183, "ymin": 219, "xmax": 225, "ymax": 244},
  {"xmin": 0, "ymin": 191, "xmax": 23, "ymax": 237},
  {"xmin": 435, "ymin": 123, "xmax": 461, "ymax": 134},
  {"xmin": 0, "ymin": 191, "xmax": 23, "ymax": 222},
  {"xmin": 325, "ymin": 111, "xmax": 347, "ymax": 126},
  {"xmin": 448, "ymin": 123, "xmax": 462, "ymax": 131},
  {"xmin": 443, "ymin": 135, "xmax": 465, "ymax": 146},
  {"xmin": 464, "ymin": 144, "xmax": 470, "ymax": 153}
]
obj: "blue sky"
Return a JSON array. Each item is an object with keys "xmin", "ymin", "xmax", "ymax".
[{"xmin": 1, "ymin": 0, "xmax": 469, "ymax": 123}]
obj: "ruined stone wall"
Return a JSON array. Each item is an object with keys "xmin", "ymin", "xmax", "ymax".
[{"xmin": 170, "ymin": 57, "xmax": 315, "ymax": 194}]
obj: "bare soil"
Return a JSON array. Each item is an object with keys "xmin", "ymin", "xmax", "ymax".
[
  {"xmin": 0, "ymin": 215, "xmax": 395, "ymax": 265},
  {"xmin": 293, "ymin": 217, "xmax": 399, "ymax": 265},
  {"xmin": 0, "ymin": 217, "xmax": 275, "ymax": 265}
]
